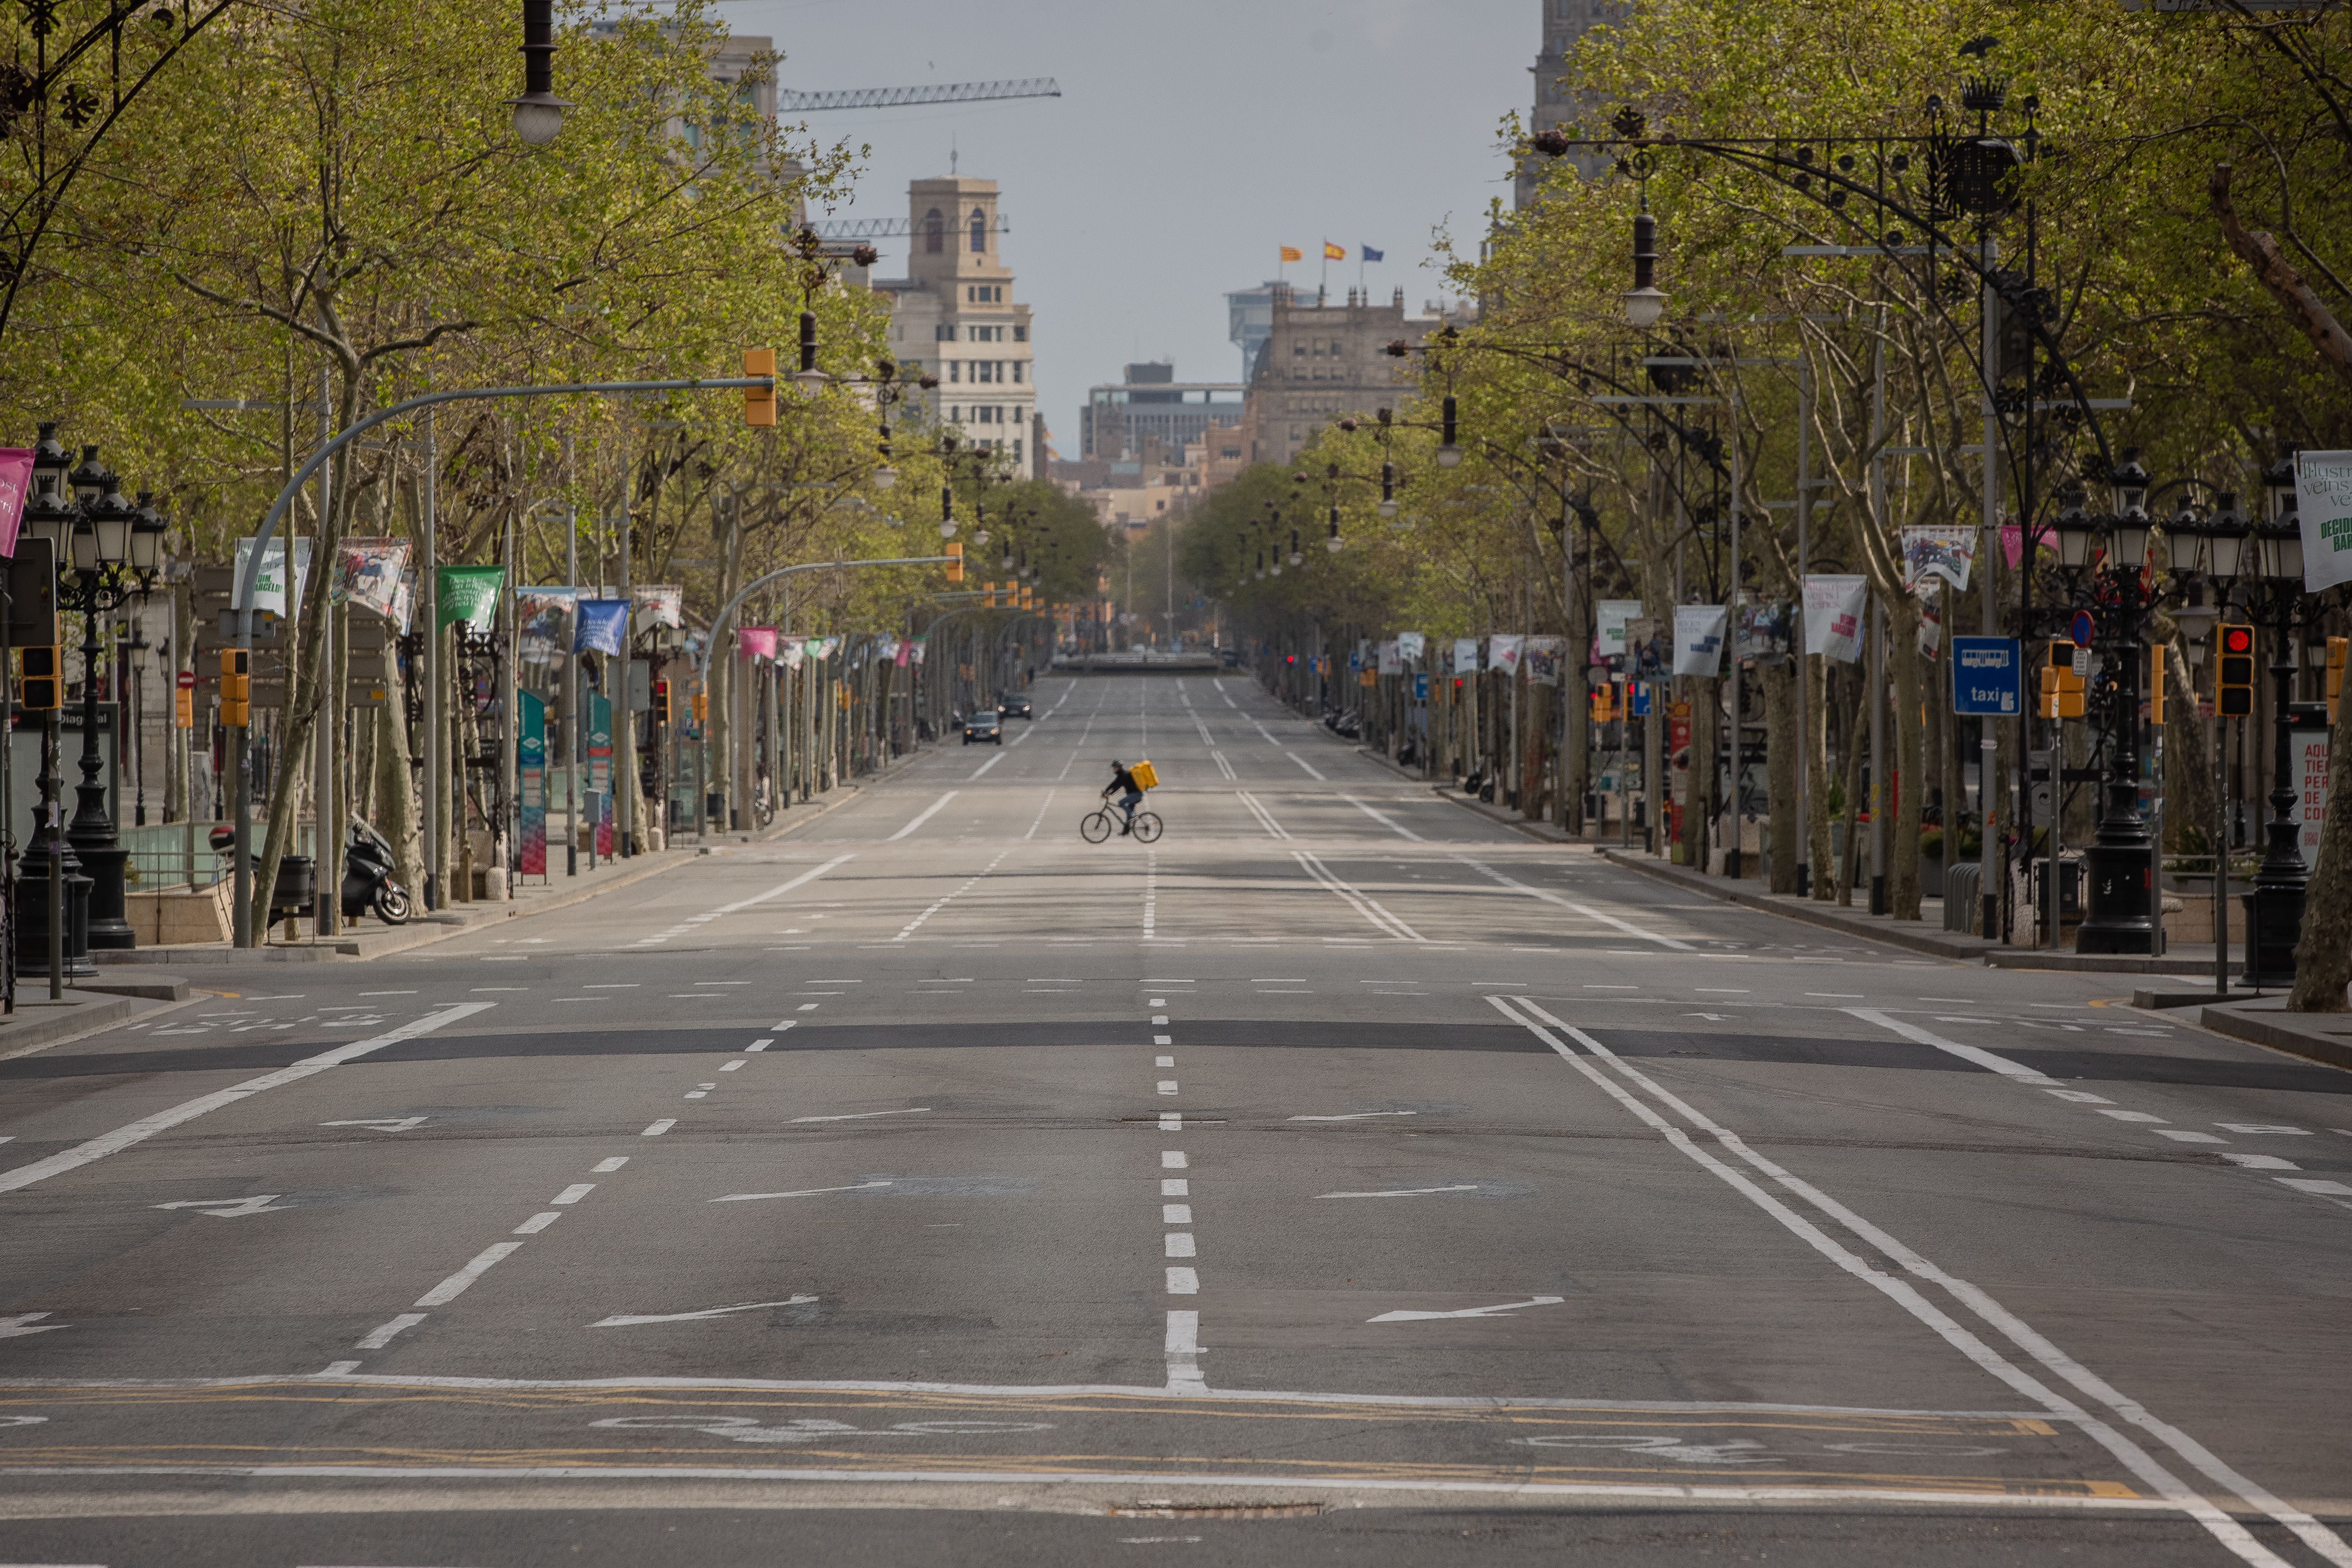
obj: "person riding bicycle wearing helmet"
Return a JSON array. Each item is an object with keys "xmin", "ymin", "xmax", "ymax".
[{"xmin": 1103, "ymin": 759, "xmax": 1146, "ymax": 835}]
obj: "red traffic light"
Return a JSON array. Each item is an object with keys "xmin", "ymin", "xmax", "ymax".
[{"xmin": 2222, "ymin": 626, "xmax": 2254, "ymax": 655}]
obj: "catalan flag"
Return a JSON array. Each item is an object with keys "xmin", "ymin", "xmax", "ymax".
[
  {"xmin": 1323, "ymin": 241, "xmax": 1346, "ymax": 261},
  {"xmin": 1279, "ymin": 245, "xmax": 1303, "ymax": 262}
]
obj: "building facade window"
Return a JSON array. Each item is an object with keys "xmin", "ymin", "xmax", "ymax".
[
  {"xmin": 935, "ymin": 323, "xmax": 954, "ymax": 341},
  {"xmin": 1012, "ymin": 363, "xmax": 1025, "ymax": 383},
  {"xmin": 949, "ymin": 361, "xmax": 961, "ymax": 383},
  {"xmin": 1013, "ymin": 324, "xmax": 1027, "ymax": 342},
  {"xmin": 924, "ymin": 208, "xmax": 944, "ymax": 253},
  {"xmin": 969, "ymin": 207, "xmax": 986, "ymax": 252}
]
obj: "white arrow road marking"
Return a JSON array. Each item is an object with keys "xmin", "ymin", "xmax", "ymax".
[
  {"xmin": 154, "ymin": 1195, "xmax": 294, "ymax": 1217},
  {"xmin": 321, "ymin": 1117, "xmax": 428, "ymax": 1132},
  {"xmin": 1317, "ymin": 1184, "xmax": 1481, "ymax": 1199},
  {"xmin": 0, "ymin": 1002, "xmax": 495, "ymax": 1195},
  {"xmin": 1287, "ymin": 1110, "xmax": 1416, "ymax": 1122},
  {"xmin": 1685, "ymin": 1012, "xmax": 1734, "ymax": 1022},
  {"xmin": 0, "ymin": 1311, "xmax": 67, "ymax": 1338},
  {"xmin": 1367, "ymin": 1295, "xmax": 1565, "ymax": 1323},
  {"xmin": 789, "ymin": 1108, "xmax": 932, "ymax": 1123},
  {"xmin": 591, "ymin": 1296, "xmax": 819, "ymax": 1328},
  {"xmin": 711, "ymin": 1181, "xmax": 894, "ymax": 1203}
]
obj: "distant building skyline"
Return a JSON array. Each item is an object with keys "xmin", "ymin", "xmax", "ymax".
[
  {"xmin": 1079, "ymin": 363, "xmax": 1243, "ymax": 464},
  {"xmin": 874, "ymin": 175, "xmax": 1039, "ymax": 474}
]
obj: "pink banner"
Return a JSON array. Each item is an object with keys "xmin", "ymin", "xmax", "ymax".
[
  {"xmin": 0, "ymin": 449, "xmax": 33, "ymax": 558},
  {"xmin": 2002, "ymin": 522, "xmax": 2054, "ymax": 571},
  {"xmin": 737, "ymin": 626, "xmax": 777, "ymax": 662},
  {"xmin": 896, "ymin": 639, "xmax": 913, "ymax": 667}
]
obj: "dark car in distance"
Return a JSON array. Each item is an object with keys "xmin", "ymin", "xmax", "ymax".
[
  {"xmin": 962, "ymin": 709, "xmax": 1003, "ymax": 745},
  {"xmin": 999, "ymin": 692, "xmax": 1033, "ymax": 719}
]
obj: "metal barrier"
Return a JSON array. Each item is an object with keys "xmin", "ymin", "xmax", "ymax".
[
  {"xmin": 120, "ymin": 819, "xmax": 313, "ymax": 891},
  {"xmin": 1943, "ymin": 862, "xmax": 1980, "ymax": 934}
]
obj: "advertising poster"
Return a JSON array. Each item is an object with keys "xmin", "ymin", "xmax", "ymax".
[
  {"xmin": 1377, "ymin": 640, "xmax": 1402, "ymax": 676},
  {"xmin": 573, "ymin": 598, "xmax": 629, "ymax": 656},
  {"xmin": 235, "ymin": 537, "xmax": 314, "ymax": 616},
  {"xmin": 588, "ymin": 691, "xmax": 613, "ymax": 857},
  {"xmin": 1673, "ymin": 604, "xmax": 1729, "ymax": 677},
  {"xmin": 1901, "ymin": 526, "xmax": 1975, "ymax": 593},
  {"xmin": 517, "ymin": 690, "xmax": 546, "ymax": 877},
  {"xmin": 1523, "ymin": 635, "xmax": 1566, "ymax": 686},
  {"xmin": 1803, "ymin": 575, "xmax": 1869, "ymax": 663},
  {"xmin": 1733, "ymin": 598, "xmax": 1791, "ymax": 664},
  {"xmin": 1596, "ymin": 600, "xmax": 1643, "ymax": 661},
  {"xmin": 436, "ymin": 563, "xmax": 503, "ymax": 631},
  {"xmin": 1395, "ymin": 630, "xmax": 1426, "ymax": 664},
  {"xmin": 780, "ymin": 638, "xmax": 806, "ymax": 670},
  {"xmin": 2296, "ymin": 451, "xmax": 2352, "ymax": 593},
  {"xmin": 632, "ymin": 584, "xmax": 684, "ymax": 630},
  {"xmin": 2299, "ymin": 731, "xmax": 2331, "ymax": 869},
  {"xmin": 333, "ymin": 538, "xmax": 411, "ymax": 620},
  {"xmin": 1453, "ymin": 637, "xmax": 1480, "ymax": 676},
  {"xmin": 1487, "ymin": 634, "xmax": 1524, "ymax": 676},
  {"xmin": 516, "ymin": 589, "xmax": 577, "ymax": 664}
]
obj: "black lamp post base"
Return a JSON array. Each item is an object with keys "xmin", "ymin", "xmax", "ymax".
[
  {"xmin": 2242, "ymin": 886, "xmax": 2304, "ymax": 989},
  {"xmin": 74, "ymin": 842, "xmax": 137, "ymax": 950},
  {"xmin": 13, "ymin": 869, "xmax": 96, "ymax": 979},
  {"xmin": 2077, "ymin": 840, "xmax": 2156, "ymax": 954}
]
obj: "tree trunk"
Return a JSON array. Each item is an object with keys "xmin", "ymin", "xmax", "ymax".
[
  {"xmin": 1887, "ymin": 595, "xmax": 1925, "ymax": 921},
  {"xmin": 2164, "ymin": 639, "xmax": 2215, "ymax": 851},
  {"xmin": 1837, "ymin": 680, "xmax": 1869, "ymax": 907},
  {"xmin": 1809, "ymin": 654, "xmax": 1835, "ymax": 899},
  {"xmin": 1763, "ymin": 658, "xmax": 1800, "ymax": 893}
]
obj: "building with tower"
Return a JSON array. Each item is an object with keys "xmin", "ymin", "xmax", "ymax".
[
  {"xmin": 1237, "ymin": 284, "xmax": 1466, "ymax": 469},
  {"xmin": 1515, "ymin": 0, "xmax": 1629, "ymax": 205},
  {"xmin": 875, "ymin": 175, "xmax": 1038, "ymax": 473}
]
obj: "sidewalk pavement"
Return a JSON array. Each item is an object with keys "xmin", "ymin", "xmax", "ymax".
[
  {"xmin": 88, "ymin": 746, "xmax": 913, "ymax": 967},
  {"xmin": 2194, "ymin": 997, "xmax": 2352, "ymax": 1073}
]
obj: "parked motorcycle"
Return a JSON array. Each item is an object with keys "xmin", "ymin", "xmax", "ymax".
[{"xmin": 341, "ymin": 818, "xmax": 412, "ymax": 924}]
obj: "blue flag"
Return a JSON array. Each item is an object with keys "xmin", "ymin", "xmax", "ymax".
[
  {"xmin": 573, "ymin": 598, "xmax": 629, "ymax": 656},
  {"xmin": 1361, "ymin": 245, "xmax": 1384, "ymax": 262}
]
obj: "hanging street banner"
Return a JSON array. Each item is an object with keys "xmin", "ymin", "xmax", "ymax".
[
  {"xmin": 1596, "ymin": 599, "xmax": 1643, "ymax": 662},
  {"xmin": 1453, "ymin": 637, "xmax": 1480, "ymax": 675},
  {"xmin": 737, "ymin": 627, "xmax": 778, "ymax": 662},
  {"xmin": 516, "ymin": 588, "xmax": 578, "ymax": 664},
  {"xmin": 897, "ymin": 638, "xmax": 915, "ymax": 667},
  {"xmin": 633, "ymin": 584, "xmax": 684, "ymax": 630},
  {"xmin": 1377, "ymin": 640, "xmax": 1402, "ymax": 676},
  {"xmin": 1901, "ymin": 526, "xmax": 1976, "ymax": 593},
  {"xmin": 1803, "ymin": 575, "xmax": 1869, "ymax": 663},
  {"xmin": 1395, "ymin": 630, "xmax": 1426, "ymax": 664},
  {"xmin": 779, "ymin": 637, "xmax": 806, "ymax": 670},
  {"xmin": 517, "ymin": 689, "xmax": 547, "ymax": 877},
  {"xmin": 236, "ymin": 537, "xmax": 315, "ymax": 616},
  {"xmin": 0, "ymin": 448, "xmax": 33, "ymax": 557},
  {"xmin": 573, "ymin": 598, "xmax": 629, "ymax": 656},
  {"xmin": 588, "ymin": 691, "xmax": 614, "ymax": 858},
  {"xmin": 1672, "ymin": 604, "xmax": 1729, "ymax": 677},
  {"xmin": 1487, "ymin": 634, "xmax": 1524, "ymax": 676},
  {"xmin": 1734, "ymin": 598, "xmax": 1791, "ymax": 664},
  {"xmin": 1951, "ymin": 637, "xmax": 2022, "ymax": 716},
  {"xmin": 333, "ymin": 538, "xmax": 411, "ymax": 621},
  {"xmin": 1523, "ymin": 636, "xmax": 1566, "ymax": 686},
  {"xmin": 2295, "ymin": 451, "xmax": 2352, "ymax": 593},
  {"xmin": 436, "ymin": 564, "xmax": 504, "ymax": 631}
]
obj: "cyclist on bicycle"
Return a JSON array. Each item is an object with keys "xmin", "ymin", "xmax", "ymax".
[{"xmin": 1103, "ymin": 759, "xmax": 1146, "ymax": 836}]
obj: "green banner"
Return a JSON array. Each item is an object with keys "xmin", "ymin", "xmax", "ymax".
[{"xmin": 437, "ymin": 564, "xmax": 505, "ymax": 631}]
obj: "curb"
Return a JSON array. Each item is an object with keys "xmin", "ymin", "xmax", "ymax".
[
  {"xmin": 2196, "ymin": 1001, "xmax": 2352, "ymax": 1074},
  {"xmin": 0, "ymin": 993, "xmax": 144, "ymax": 1059},
  {"xmin": 1597, "ymin": 848, "xmax": 2001, "ymax": 964}
]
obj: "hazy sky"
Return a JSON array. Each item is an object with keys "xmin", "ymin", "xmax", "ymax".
[{"xmin": 712, "ymin": 0, "xmax": 1535, "ymax": 459}]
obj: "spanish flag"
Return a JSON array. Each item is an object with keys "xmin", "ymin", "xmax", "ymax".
[
  {"xmin": 1280, "ymin": 245, "xmax": 1303, "ymax": 262},
  {"xmin": 1323, "ymin": 241, "xmax": 1345, "ymax": 261}
]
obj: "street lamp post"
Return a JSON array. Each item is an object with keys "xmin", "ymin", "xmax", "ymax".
[
  {"xmin": 2077, "ymin": 451, "xmax": 2158, "ymax": 953},
  {"xmin": 12, "ymin": 429, "xmax": 90, "ymax": 981},
  {"xmin": 2243, "ymin": 460, "xmax": 2308, "ymax": 988}
]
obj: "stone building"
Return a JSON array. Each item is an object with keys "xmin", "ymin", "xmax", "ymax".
[
  {"xmin": 1515, "ymin": 0, "xmax": 1631, "ymax": 205},
  {"xmin": 1238, "ymin": 284, "xmax": 1462, "ymax": 468},
  {"xmin": 874, "ymin": 176, "xmax": 1037, "ymax": 470},
  {"xmin": 1079, "ymin": 363, "xmax": 1243, "ymax": 462}
]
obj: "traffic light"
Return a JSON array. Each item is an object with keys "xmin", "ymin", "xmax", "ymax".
[
  {"xmin": 652, "ymin": 678, "xmax": 672, "ymax": 724},
  {"xmin": 217, "ymin": 647, "xmax": 249, "ymax": 727},
  {"xmin": 2039, "ymin": 640, "xmax": 2085, "ymax": 719},
  {"xmin": 2329, "ymin": 637, "xmax": 2347, "ymax": 723},
  {"xmin": 17, "ymin": 645, "xmax": 61, "ymax": 711},
  {"xmin": 174, "ymin": 686, "xmax": 193, "ymax": 729},
  {"xmin": 2216, "ymin": 624, "xmax": 2256, "ymax": 717},
  {"xmin": 2150, "ymin": 642, "xmax": 2165, "ymax": 727},
  {"xmin": 691, "ymin": 690, "xmax": 708, "ymax": 725},
  {"xmin": 742, "ymin": 347, "xmax": 776, "ymax": 427},
  {"xmin": 1590, "ymin": 684, "xmax": 1616, "ymax": 724},
  {"xmin": 945, "ymin": 541, "xmax": 964, "ymax": 582}
]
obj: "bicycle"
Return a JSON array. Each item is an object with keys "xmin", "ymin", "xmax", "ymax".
[{"xmin": 1081, "ymin": 806, "xmax": 1162, "ymax": 843}]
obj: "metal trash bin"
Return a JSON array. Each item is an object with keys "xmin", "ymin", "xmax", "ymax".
[{"xmin": 270, "ymin": 855, "xmax": 316, "ymax": 925}]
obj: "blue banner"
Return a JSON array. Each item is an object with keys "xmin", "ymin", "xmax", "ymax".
[{"xmin": 574, "ymin": 598, "xmax": 629, "ymax": 656}]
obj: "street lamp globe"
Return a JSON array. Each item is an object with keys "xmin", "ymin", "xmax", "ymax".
[
  {"xmin": 2163, "ymin": 501, "xmax": 2207, "ymax": 576},
  {"xmin": 2205, "ymin": 492, "xmax": 2251, "ymax": 583},
  {"xmin": 2107, "ymin": 448, "xmax": 2153, "ymax": 569},
  {"xmin": 1623, "ymin": 205, "xmax": 1668, "ymax": 328},
  {"xmin": 130, "ymin": 491, "xmax": 167, "ymax": 578},
  {"xmin": 90, "ymin": 471, "xmax": 134, "ymax": 566},
  {"xmin": 2263, "ymin": 457, "xmax": 2298, "ymax": 529},
  {"xmin": 2052, "ymin": 487, "xmax": 2099, "ymax": 571},
  {"xmin": 2256, "ymin": 516, "xmax": 2303, "ymax": 583},
  {"xmin": 873, "ymin": 466, "xmax": 898, "ymax": 492}
]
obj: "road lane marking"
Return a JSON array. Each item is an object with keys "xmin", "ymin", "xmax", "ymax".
[
  {"xmin": 0, "ymin": 1312, "xmax": 66, "ymax": 1338},
  {"xmin": 593, "ymin": 1157, "xmax": 630, "ymax": 1173},
  {"xmin": 1162, "ymin": 1151, "xmax": 1187, "ymax": 1168},
  {"xmin": 1294, "ymin": 850, "xmax": 1423, "ymax": 941},
  {"xmin": 1488, "ymin": 993, "xmax": 2333, "ymax": 1568},
  {"xmin": 1164, "ymin": 1309, "xmax": 1205, "ymax": 1392},
  {"xmin": 713, "ymin": 1182, "xmax": 894, "ymax": 1203},
  {"xmin": 0, "ymin": 1002, "xmax": 496, "ymax": 1196},
  {"xmin": 1454, "ymin": 856, "xmax": 1694, "ymax": 951},
  {"xmin": 354, "ymin": 1312, "xmax": 425, "ymax": 1349},
  {"xmin": 1165, "ymin": 1268, "xmax": 1198, "ymax": 1295},
  {"xmin": 1024, "ymin": 790, "xmax": 1057, "ymax": 841},
  {"xmin": 1289, "ymin": 1111, "xmax": 1416, "ymax": 1122},
  {"xmin": 789, "ymin": 1108, "xmax": 931, "ymax": 1123},
  {"xmin": 1164, "ymin": 1234, "xmax": 1195, "ymax": 1256},
  {"xmin": 1368, "ymin": 1295, "xmax": 1564, "ymax": 1322},
  {"xmin": 321, "ymin": 1117, "xmax": 428, "ymax": 1133},
  {"xmin": 1319, "ymin": 1185, "xmax": 1481, "ymax": 1199},
  {"xmin": 1342, "ymin": 795, "xmax": 1423, "ymax": 840},
  {"xmin": 513, "ymin": 1212, "xmax": 562, "ymax": 1234},
  {"xmin": 1143, "ymin": 847, "xmax": 1158, "ymax": 940},
  {"xmin": 894, "ymin": 846, "xmax": 1015, "ymax": 941},
  {"xmin": 641, "ymin": 1119, "xmax": 677, "ymax": 1136},
  {"xmin": 1286, "ymin": 751, "xmax": 1326, "ymax": 780},
  {"xmin": 1843, "ymin": 1008, "xmax": 2060, "ymax": 1084},
  {"xmin": 969, "ymin": 753, "xmax": 1005, "ymax": 780},
  {"xmin": 591, "ymin": 1297, "xmax": 819, "ymax": 1328},
  {"xmin": 721, "ymin": 1060, "xmax": 745, "ymax": 1071},
  {"xmin": 154, "ymin": 1195, "xmax": 293, "ymax": 1218},
  {"xmin": 1235, "ymin": 790, "xmax": 1289, "ymax": 838},
  {"xmin": 414, "ymin": 1242, "xmax": 526, "ymax": 1307},
  {"xmin": 1162, "ymin": 1204, "xmax": 1192, "ymax": 1223},
  {"xmin": 552, "ymin": 1184, "xmax": 597, "ymax": 1205},
  {"xmin": 888, "ymin": 791, "xmax": 960, "ymax": 841}
]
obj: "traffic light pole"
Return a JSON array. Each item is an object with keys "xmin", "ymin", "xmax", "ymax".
[{"xmin": 223, "ymin": 374, "xmax": 775, "ymax": 945}]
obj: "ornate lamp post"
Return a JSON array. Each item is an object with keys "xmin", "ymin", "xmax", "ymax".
[
  {"xmin": 2243, "ymin": 459, "xmax": 2309, "ymax": 988},
  {"xmin": 12, "ymin": 427, "xmax": 91, "ymax": 979},
  {"xmin": 2078, "ymin": 450, "xmax": 2159, "ymax": 953}
]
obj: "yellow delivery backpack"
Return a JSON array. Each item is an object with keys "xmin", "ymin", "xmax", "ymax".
[{"xmin": 1128, "ymin": 759, "xmax": 1159, "ymax": 791}]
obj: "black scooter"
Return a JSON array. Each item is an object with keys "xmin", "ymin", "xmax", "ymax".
[{"xmin": 341, "ymin": 818, "xmax": 412, "ymax": 924}]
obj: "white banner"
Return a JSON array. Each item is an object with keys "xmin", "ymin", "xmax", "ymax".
[
  {"xmin": 1523, "ymin": 635, "xmax": 1566, "ymax": 686},
  {"xmin": 1395, "ymin": 630, "xmax": 1426, "ymax": 664},
  {"xmin": 1453, "ymin": 637, "xmax": 1480, "ymax": 675},
  {"xmin": 1673, "ymin": 604, "xmax": 1728, "ymax": 677},
  {"xmin": 233, "ymin": 537, "xmax": 314, "ymax": 616},
  {"xmin": 1377, "ymin": 639, "xmax": 1402, "ymax": 676},
  {"xmin": 1487, "ymin": 634, "xmax": 1524, "ymax": 676},
  {"xmin": 1804, "ymin": 575, "xmax": 1869, "ymax": 664},
  {"xmin": 1596, "ymin": 599, "xmax": 1642, "ymax": 660},
  {"xmin": 2297, "ymin": 451, "xmax": 2352, "ymax": 593}
]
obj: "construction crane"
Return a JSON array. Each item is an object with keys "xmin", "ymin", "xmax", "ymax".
[
  {"xmin": 778, "ymin": 78, "xmax": 1060, "ymax": 114},
  {"xmin": 810, "ymin": 214, "xmax": 1013, "ymax": 241}
]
